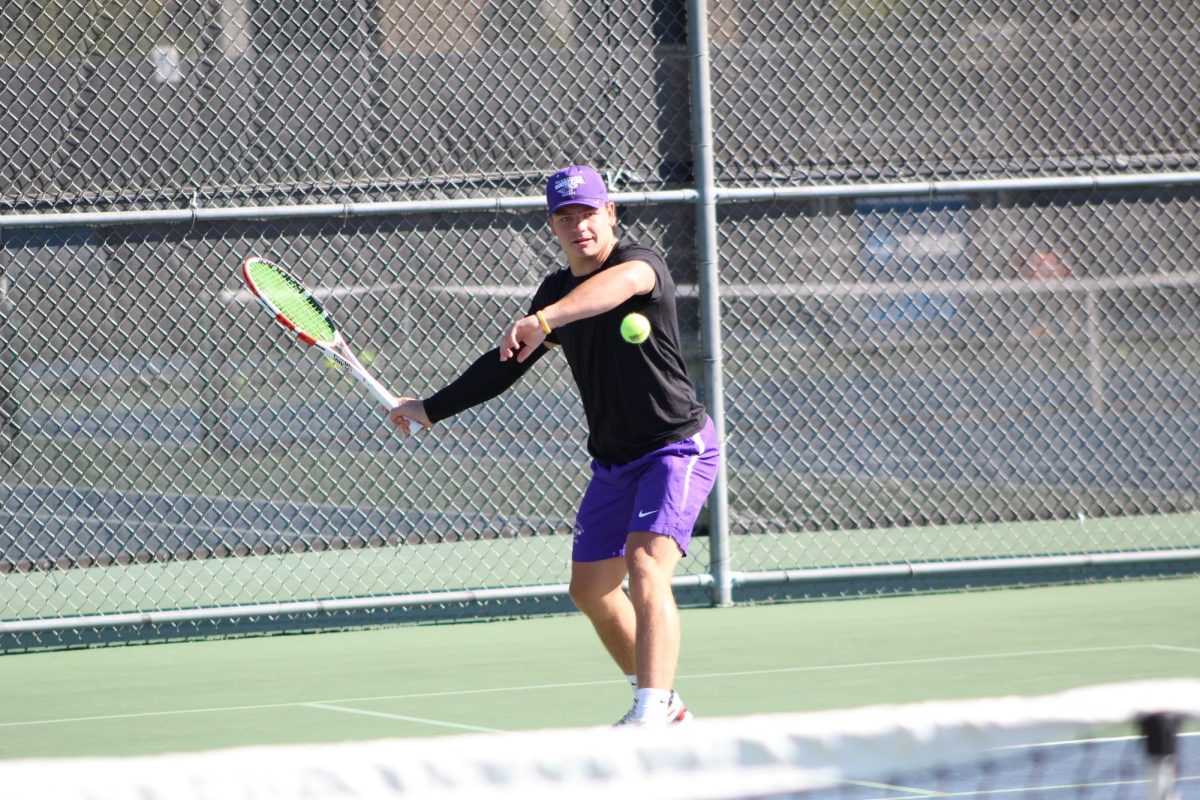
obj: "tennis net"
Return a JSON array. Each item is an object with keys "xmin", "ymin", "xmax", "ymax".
[{"xmin": 1, "ymin": 680, "xmax": 1196, "ymax": 800}]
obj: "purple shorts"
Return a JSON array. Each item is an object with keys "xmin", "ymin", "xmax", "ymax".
[{"xmin": 572, "ymin": 417, "xmax": 720, "ymax": 562}]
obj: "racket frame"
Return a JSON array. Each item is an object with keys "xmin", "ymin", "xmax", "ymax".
[{"xmin": 241, "ymin": 256, "xmax": 399, "ymax": 410}]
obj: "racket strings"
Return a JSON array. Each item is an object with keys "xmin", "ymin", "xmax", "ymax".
[{"xmin": 247, "ymin": 260, "xmax": 337, "ymax": 344}]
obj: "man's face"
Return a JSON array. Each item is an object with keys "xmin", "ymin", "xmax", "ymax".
[{"xmin": 549, "ymin": 202, "xmax": 617, "ymax": 262}]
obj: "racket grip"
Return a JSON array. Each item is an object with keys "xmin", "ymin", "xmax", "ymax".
[{"xmin": 360, "ymin": 372, "xmax": 425, "ymax": 431}]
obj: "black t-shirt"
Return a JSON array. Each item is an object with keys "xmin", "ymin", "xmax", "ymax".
[
  {"xmin": 529, "ymin": 242, "xmax": 705, "ymax": 463},
  {"xmin": 423, "ymin": 241, "xmax": 705, "ymax": 464}
]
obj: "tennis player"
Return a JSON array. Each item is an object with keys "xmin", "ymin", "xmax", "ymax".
[{"xmin": 387, "ymin": 165, "xmax": 719, "ymax": 728}]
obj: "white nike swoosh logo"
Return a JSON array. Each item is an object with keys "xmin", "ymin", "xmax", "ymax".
[{"xmin": 637, "ymin": 510, "xmax": 656, "ymax": 518}]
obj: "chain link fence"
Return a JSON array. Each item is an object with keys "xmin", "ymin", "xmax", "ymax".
[{"xmin": 3, "ymin": 0, "xmax": 1199, "ymax": 648}]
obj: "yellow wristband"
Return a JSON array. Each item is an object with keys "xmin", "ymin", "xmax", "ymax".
[{"xmin": 535, "ymin": 310, "xmax": 552, "ymax": 335}]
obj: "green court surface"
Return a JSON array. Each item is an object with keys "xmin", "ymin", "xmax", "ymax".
[{"xmin": 1, "ymin": 576, "xmax": 1197, "ymax": 761}]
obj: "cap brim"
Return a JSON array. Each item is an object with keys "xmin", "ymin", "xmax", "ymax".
[{"xmin": 547, "ymin": 197, "xmax": 608, "ymax": 215}]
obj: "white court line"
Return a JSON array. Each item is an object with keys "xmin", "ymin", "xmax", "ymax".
[
  {"xmin": 999, "ymin": 730, "xmax": 1200, "ymax": 750},
  {"xmin": 302, "ymin": 702, "xmax": 502, "ymax": 734},
  {"xmin": 0, "ymin": 643, "xmax": 1186, "ymax": 728},
  {"xmin": 848, "ymin": 778, "xmax": 1164, "ymax": 800},
  {"xmin": 857, "ymin": 776, "xmax": 1200, "ymax": 800},
  {"xmin": 0, "ymin": 680, "xmax": 633, "ymax": 728},
  {"xmin": 1149, "ymin": 644, "xmax": 1200, "ymax": 654},
  {"xmin": 848, "ymin": 739, "xmax": 1200, "ymax": 799},
  {"xmin": 677, "ymin": 644, "xmax": 1173, "ymax": 681},
  {"xmin": 841, "ymin": 778, "xmax": 938, "ymax": 796}
]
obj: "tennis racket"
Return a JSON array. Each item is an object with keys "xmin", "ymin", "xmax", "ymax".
[{"xmin": 241, "ymin": 256, "xmax": 399, "ymax": 411}]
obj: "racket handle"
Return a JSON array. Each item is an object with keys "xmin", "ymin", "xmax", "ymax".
[{"xmin": 363, "ymin": 377, "xmax": 399, "ymax": 410}]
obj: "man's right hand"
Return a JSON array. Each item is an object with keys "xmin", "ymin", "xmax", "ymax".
[{"xmin": 387, "ymin": 398, "xmax": 431, "ymax": 437}]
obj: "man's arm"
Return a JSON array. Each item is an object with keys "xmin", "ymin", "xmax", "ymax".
[
  {"xmin": 500, "ymin": 260, "xmax": 656, "ymax": 363},
  {"xmin": 387, "ymin": 345, "xmax": 546, "ymax": 435}
]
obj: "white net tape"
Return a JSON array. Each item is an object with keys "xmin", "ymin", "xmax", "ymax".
[{"xmin": 2, "ymin": 680, "xmax": 1197, "ymax": 800}]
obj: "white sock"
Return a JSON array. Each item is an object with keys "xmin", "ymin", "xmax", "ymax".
[
  {"xmin": 625, "ymin": 674, "xmax": 638, "ymax": 691},
  {"xmin": 633, "ymin": 688, "xmax": 673, "ymax": 722}
]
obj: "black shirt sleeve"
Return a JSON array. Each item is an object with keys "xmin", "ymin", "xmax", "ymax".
[
  {"xmin": 421, "ymin": 270, "xmax": 565, "ymax": 423},
  {"xmin": 422, "ymin": 345, "xmax": 548, "ymax": 423}
]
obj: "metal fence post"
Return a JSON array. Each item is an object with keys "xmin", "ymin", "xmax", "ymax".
[{"xmin": 687, "ymin": 0, "xmax": 732, "ymax": 607}]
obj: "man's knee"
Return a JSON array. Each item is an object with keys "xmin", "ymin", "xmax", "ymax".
[
  {"xmin": 569, "ymin": 561, "xmax": 627, "ymax": 614},
  {"xmin": 568, "ymin": 576, "xmax": 600, "ymax": 612},
  {"xmin": 625, "ymin": 537, "xmax": 679, "ymax": 598}
]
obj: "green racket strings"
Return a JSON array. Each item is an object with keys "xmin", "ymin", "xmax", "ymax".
[{"xmin": 248, "ymin": 260, "xmax": 337, "ymax": 344}]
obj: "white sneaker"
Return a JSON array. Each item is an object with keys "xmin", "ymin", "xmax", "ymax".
[
  {"xmin": 666, "ymin": 690, "xmax": 694, "ymax": 726},
  {"xmin": 612, "ymin": 690, "xmax": 693, "ymax": 727},
  {"xmin": 613, "ymin": 702, "xmax": 640, "ymax": 727}
]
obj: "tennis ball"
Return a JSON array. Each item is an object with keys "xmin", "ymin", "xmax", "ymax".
[
  {"xmin": 620, "ymin": 312, "xmax": 651, "ymax": 344},
  {"xmin": 359, "ymin": 348, "xmax": 375, "ymax": 366}
]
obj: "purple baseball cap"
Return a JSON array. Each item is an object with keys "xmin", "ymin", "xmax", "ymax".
[{"xmin": 545, "ymin": 165, "xmax": 609, "ymax": 215}]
